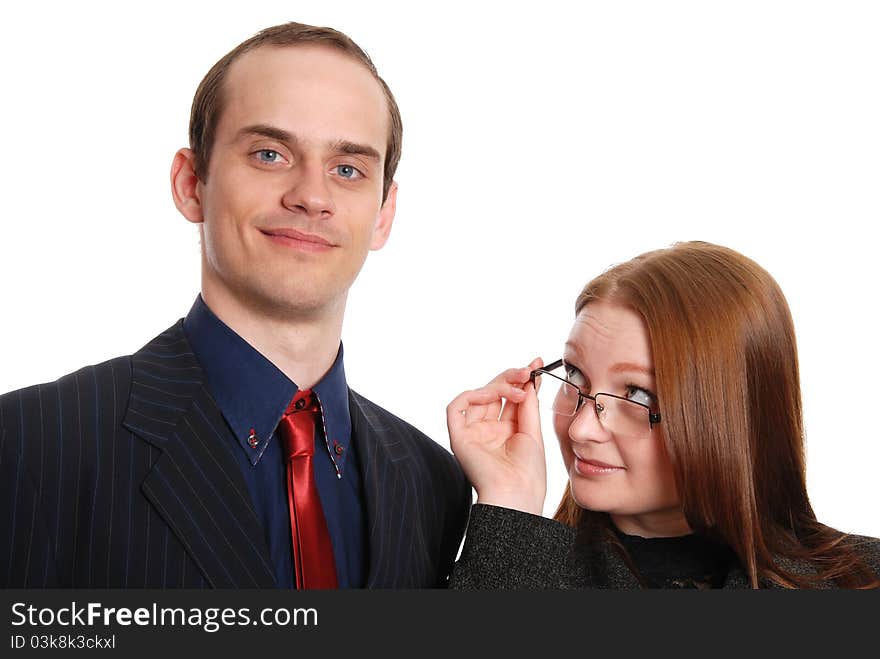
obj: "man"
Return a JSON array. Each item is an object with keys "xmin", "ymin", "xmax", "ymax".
[{"xmin": 0, "ymin": 22, "xmax": 470, "ymax": 588}]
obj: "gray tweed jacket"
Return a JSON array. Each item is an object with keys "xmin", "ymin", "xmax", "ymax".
[{"xmin": 450, "ymin": 504, "xmax": 880, "ymax": 589}]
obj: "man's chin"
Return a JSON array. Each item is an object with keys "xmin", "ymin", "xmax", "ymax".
[{"xmin": 247, "ymin": 283, "xmax": 347, "ymax": 319}]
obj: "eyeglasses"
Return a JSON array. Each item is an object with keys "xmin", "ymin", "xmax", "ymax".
[{"xmin": 529, "ymin": 359, "xmax": 661, "ymax": 437}]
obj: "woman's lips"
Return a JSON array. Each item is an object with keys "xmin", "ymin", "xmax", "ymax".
[{"xmin": 574, "ymin": 456, "xmax": 625, "ymax": 476}]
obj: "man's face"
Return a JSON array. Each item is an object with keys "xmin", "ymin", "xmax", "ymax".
[{"xmin": 194, "ymin": 45, "xmax": 395, "ymax": 318}]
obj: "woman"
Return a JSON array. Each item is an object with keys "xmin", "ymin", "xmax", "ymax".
[{"xmin": 447, "ymin": 241, "xmax": 880, "ymax": 589}]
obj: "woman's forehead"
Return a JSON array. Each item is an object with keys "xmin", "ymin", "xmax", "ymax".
[{"xmin": 566, "ymin": 303, "xmax": 652, "ymax": 365}]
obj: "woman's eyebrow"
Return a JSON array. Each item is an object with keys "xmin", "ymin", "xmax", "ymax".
[
  {"xmin": 609, "ymin": 362, "xmax": 655, "ymax": 376},
  {"xmin": 564, "ymin": 343, "xmax": 654, "ymax": 377}
]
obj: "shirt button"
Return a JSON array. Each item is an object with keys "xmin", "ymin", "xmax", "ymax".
[
  {"xmin": 335, "ymin": 444, "xmax": 344, "ymax": 456},
  {"xmin": 294, "ymin": 398, "xmax": 306, "ymax": 410}
]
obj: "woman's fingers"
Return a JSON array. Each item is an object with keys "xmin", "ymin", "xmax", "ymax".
[
  {"xmin": 447, "ymin": 387, "xmax": 505, "ymax": 432},
  {"xmin": 448, "ymin": 360, "xmax": 544, "ymax": 433},
  {"xmin": 447, "ymin": 383, "xmax": 526, "ymax": 432},
  {"xmin": 487, "ymin": 366, "xmax": 532, "ymax": 388},
  {"xmin": 518, "ymin": 380, "xmax": 542, "ymax": 445},
  {"xmin": 527, "ymin": 357, "xmax": 544, "ymax": 392},
  {"xmin": 464, "ymin": 399, "xmax": 490, "ymax": 425},
  {"xmin": 499, "ymin": 360, "xmax": 540, "ymax": 423}
]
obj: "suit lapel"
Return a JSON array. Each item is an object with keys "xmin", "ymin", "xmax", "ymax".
[
  {"xmin": 122, "ymin": 321, "xmax": 276, "ymax": 588},
  {"xmin": 349, "ymin": 390, "xmax": 428, "ymax": 587}
]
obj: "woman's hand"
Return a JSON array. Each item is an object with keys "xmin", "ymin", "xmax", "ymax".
[{"xmin": 446, "ymin": 358, "xmax": 546, "ymax": 515}]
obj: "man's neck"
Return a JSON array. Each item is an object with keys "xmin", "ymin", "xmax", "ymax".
[{"xmin": 200, "ymin": 285, "xmax": 345, "ymax": 390}]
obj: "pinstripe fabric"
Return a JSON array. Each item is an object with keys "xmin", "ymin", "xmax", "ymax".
[
  {"xmin": 350, "ymin": 392, "xmax": 471, "ymax": 587},
  {"xmin": 0, "ymin": 321, "xmax": 471, "ymax": 588}
]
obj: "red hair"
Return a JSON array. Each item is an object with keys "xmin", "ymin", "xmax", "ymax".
[{"xmin": 555, "ymin": 241, "xmax": 878, "ymax": 588}]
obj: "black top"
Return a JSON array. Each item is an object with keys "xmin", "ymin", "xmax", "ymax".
[
  {"xmin": 612, "ymin": 526, "xmax": 738, "ymax": 589},
  {"xmin": 450, "ymin": 505, "xmax": 880, "ymax": 590}
]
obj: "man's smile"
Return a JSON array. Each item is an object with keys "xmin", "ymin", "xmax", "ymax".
[{"xmin": 259, "ymin": 227, "xmax": 337, "ymax": 252}]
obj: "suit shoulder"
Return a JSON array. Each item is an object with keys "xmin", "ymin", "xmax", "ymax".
[
  {"xmin": 349, "ymin": 389, "xmax": 459, "ymax": 468},
  {"xmin": 2, "ymin": 354, "xmax": 133, "ymax": 399},
  {"xmin": 0, "ymin": 318, "xmax": 188, "ymax": 424},
  {"xmin": 0, "ymin": 355, "xmax": 133, "ymax": 432}
]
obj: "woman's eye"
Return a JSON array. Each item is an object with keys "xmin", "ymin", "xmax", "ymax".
[
  {"xmin": 564, "ymin": 365, "xmax": 587, "ymax": 387},
  {"xmin": 625, "ymin": 385, "xmax": 655, "ymax": 407}
]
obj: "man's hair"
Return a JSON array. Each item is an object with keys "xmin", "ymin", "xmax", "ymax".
[{"xmin": 189, "ymin": 22, "xmax": 402, "ymax": 201}]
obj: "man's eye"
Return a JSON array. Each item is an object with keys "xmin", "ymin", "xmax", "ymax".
[
  {"xmin": 256, "ymin": 150, "xmax": 282, "ymax": 163},
  {"xmin": 625, "ymin": 385, "xmax": 655, "ymax": 407},
  {"xmin": 335, "ymin": 164, "xmax": 362, "ymax": 179}
]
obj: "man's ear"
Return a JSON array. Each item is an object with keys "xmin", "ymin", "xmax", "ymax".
[
  {"xmin": 370, "ymin": 181, "xmax": 398, "ymax": 251},
  {"xmin": 171, "ymin": 148, "xmax": 204, "ymax": 224}
]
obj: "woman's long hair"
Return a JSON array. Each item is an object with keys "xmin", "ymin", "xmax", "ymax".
[{"xmin": 554, "ymin": 241, "xmax": 878, "ymax": 588}]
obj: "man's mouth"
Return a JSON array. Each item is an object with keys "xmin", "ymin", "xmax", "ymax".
[{"xmin": 259, "ymin": 228, "xmax": 336, "ymax": 252}]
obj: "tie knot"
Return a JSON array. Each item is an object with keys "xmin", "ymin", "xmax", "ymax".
[
  {"xmin": 285, "ymin": 389, "xmax": 319, "ymax": 415},
  {"xmin": 279, "ymin": 390, "xmax": 320, "ymax": 459}
]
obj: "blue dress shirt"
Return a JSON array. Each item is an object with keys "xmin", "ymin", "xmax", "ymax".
[{"xmin": 182, "ymin": 295, "xmax": 367, "ymax": 588}]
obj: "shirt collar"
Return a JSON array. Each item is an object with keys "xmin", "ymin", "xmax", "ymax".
[
  {"xmin": 182, "ymin": 295, "xmax": 353, "ymax": 474},
  {"xmin": 311, "ymin": 345, "xmax": 352, "ymax": 475}
]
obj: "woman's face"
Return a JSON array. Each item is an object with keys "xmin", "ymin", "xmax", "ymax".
[{"xmin": 552, "ymin": 302, "xmax": 690, "ymax": 537}]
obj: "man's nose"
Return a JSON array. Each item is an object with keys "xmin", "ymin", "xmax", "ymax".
[{"xmin": 281, "ymin": 162, "xmax": 335, "ymax": 219}]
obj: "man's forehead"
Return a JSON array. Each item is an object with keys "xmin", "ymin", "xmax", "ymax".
[
  {"xmin": 229, "ymin": 44, "xmax": 360, "ymax": 76},
  {"xmin": 225, "ymin": 45, "xmax": 386, "ymax": 111},
  {"xmin": 218, "ymin": 44, "xmax": 389, "ymax": 150}
]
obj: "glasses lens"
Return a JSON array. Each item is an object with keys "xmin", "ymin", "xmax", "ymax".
[
  {"xmin": 594, "ymin": 394, "xmax": 651, "ymax": 437},
  {"xmin": 533, "ymin": 369, "xmax": 579, "ymax": 416},
  {"xmin": 550, "ymin": 379, "xmax": 580, "ymax": 416}
]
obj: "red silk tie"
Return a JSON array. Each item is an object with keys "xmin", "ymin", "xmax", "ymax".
[{"xmin": 277, "ymin": 390, "xmax": 338, "ymax": 589}]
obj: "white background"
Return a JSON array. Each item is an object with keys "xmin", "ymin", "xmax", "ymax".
[{"xmin": 1, "ymin": 1, "xmax": 877, "ymax": 537}]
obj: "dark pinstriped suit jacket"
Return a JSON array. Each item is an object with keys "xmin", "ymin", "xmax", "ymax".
[{"xmin": 0, "ymin": 321, "xmax": 471, "ymax": 588}]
